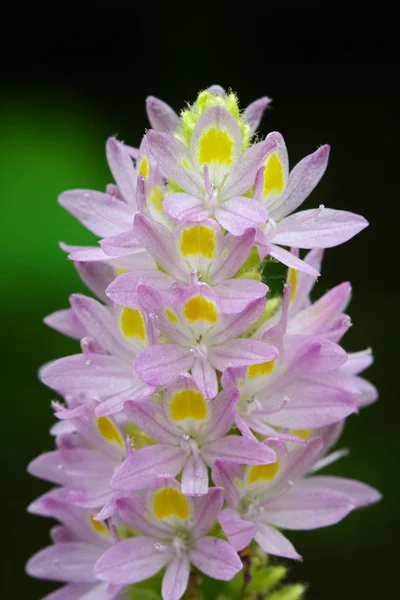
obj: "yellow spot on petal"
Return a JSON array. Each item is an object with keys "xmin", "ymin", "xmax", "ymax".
[
  {"xmin": 153, "ymin": 487, "xmax": 190, "ymax": 520},
  {"xmin": 290, "ymin": 429, "xmax": 312, "ymax": 441},
  {"xmin": 181, "ymin": 158, "xmax": 190, "ymax": 169},
  {"xmin": 165, "ymin": 309, "xmax": 179, "ymax": 323},
  {"xmin": 138, "ymin": 157, "xmax": 149, "ymax": 178},
  {"xmin": 89, "ymin": 515, "xmax": 111, "ymax": 536},
  {"xmin": 247, "ymin": 462, "xmax": 280, "ymax": 485},
  {"xmin": 97, "ymin": 416, "xmax": 124, "ymax": 447},
  {"xmin": 184, "ymin": 296, "xmax": 217, "ymax": 323},
  {"xmin": 288, "ymin": 269, "xmax": 297, "ymax": 303},
  {"xmin": 169, "ymin": 389, "xmax": 208, "ymax": 422},
  {"xmin": 115, "ymin": 267, "xmax": 128, "ymax": 276},
  {"xmin": 149, "ymin": 186, "xmax": 164, "ymax": 212},
  {"xmin": 247, "ymin": 361, "xmax": 275, "ymax": 380},
  {"xmin": 180, "ymin": 225, "xmax": 215, "ymax": 259},
  {"xmin": 120, "ymin": 308, "xmax": 146, "ymax": 341},
  {"xmin": 234, "ymin": 478, "xmax": 243, "ymax": 488},
  {"xmin": 199, "ymin": 128, "xmax": 233, "ymax": 165},
  {"xmin": 263, "ymin": 153, "xmax": 285, "ymax": 197}
]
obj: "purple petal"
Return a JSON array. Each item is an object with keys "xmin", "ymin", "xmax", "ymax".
[
  {"xmin": 134, "ymin": 344, "xmax": 194, "ymax": 386},
  {"xmin": 215, "ymin": 197, "xmax": 267, "ymax": 235},
  {"xmin": 146, "ymin": 96, "xmax": 180, "ymax": 134},
  {"xmin": 201, "ymin": 388, "xmax": 238, "ymax": 442},
  {"xmin": 271, "ymin": 145, "xmax": 330, "ymax": 221},
  {"xmin": 210, "ymin": 229, "xmax": 255, "ymax": 285},
  {"xmin": 268, "ymin": 244, "xmax": 320, "ymax": 277},
  {"xmin": 209, "ymin": 339, "xmax": 278, "ymax": 371},
  {"xmin": 44, "ymin": 308, "xmax": 87, "ymax": 340},
  {"xmin": 74, "ymin": 261, "xmax": 117, "ymax": 304},
  {"xmin": 212, "ymin": 461, "xmax": 243, "ymax": 508},
  {"xmin": 298, "ymin": 476, "xmax": 382, "ymax": 508},
  {"xmin": 124, "ymin": 399, "xmax": 178, "ymax": 444},
  {"xmin": 212, "ymin": 297, "xmax": 267, "ymax": 344},
  {"xmin": 191, "ymin": 357, "xmax": 218, "ymax": 400},
  {"xmin": 106, "ymin": 269, "xmax": 174, "ymax": 309},
  {"xmin": 181, "ymin": 455, "xmax": 209, "ymax": 496},
  {"xmin": 42, "ymin": 583, "xmax": 108, "ymax": 600},
  {"xmin": 191, "ymin": 488, "xmax": 224, "ymax": 539},
  {"xmin": 162, "ymin": 553, "xmax": 190, "ymax": 600},
  {"xmin": 254, "ymin": 522, "xmax": 301, "ymax": 560},
  {"xmin": 133, "ymin": 214, "xmax": 183, "ymax": 279},
  {"xmin": 190, "ymin": 536, "xmax": 242, "ymax": 580},
  {"xmin": 163, "ymin": 193, "xmax": 208, "ymax": 222},
  {"xmin": 221, "ymin": 135, "xmax": 277, "ymax": 198},
  {"xmin": 111, "ymin": 445, "xmax": 186, "ymax": 491},
  {"xmin": 243, "ymin": 96, "xmax": 272, "ymax": 132},
  {"xmin": 26, "ymin": 542, "xmax": 101, "ymax": 583},
  {"xmin": 272, "ymin": 208, "xmax": 368, "ymax": 249},
  {"xmin": 203, "ymin": 436, "xmax": 276, "ymax": 466},
  {"xmin": 116, "ymin": 495, "xmax": 167, "ymax": 538},
  {"xmin": 94, "ymin": 537, "xmax": 172, "ymax": 585},
  {"xmin": 265, "ymin": 486, "xmax": 355, "ymax": 529},
  {"xmin": 106, "ymin": 138, "xmax": 137, "ymax": 206},
  {"xmin": 146, "ymin": 131, "xmax": 203, "ymax": 197},
  {"xmin": 219, "ymin": 509, "xmax": 257, "ymax": 551},
  {"xmin": 214, "ymin": 279, "xmax": 268, "ymax": 314}
]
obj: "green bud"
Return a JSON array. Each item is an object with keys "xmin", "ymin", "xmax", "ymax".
[{"xmin": 268, "ymin": 583, "xmax": 306, "ymax": 600}]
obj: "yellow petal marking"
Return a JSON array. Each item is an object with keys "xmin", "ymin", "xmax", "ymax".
[
  {"xmin": 247, "ymin": 361, "xmax": 275, "ymax": 380},
  {"xmin": 199, "ymin": 127, "xmax": 233, "ymax": 165},
  {"xmin": 180, "ymin": 225, "xmax": 215, "ymax": 259},
  {"xmin": 97, "ymin": 416, "xmax": 124, "ymax": 447},
  {"xmin": 262, "ymin": 153, "xmax": 285, "ymax": 197},
  {"xmin": 169, "ymin": 389, "xmax": 208, "ymax": 422},
  {"xmin": 153, "ymin": 487, "xmax": 190, "ymax": 520},
  {"xmin": 184, "ymin": 296, "xmax": 217, "ymax": 323},
  {"xmin": 115, "ymin": 267, "xmax": 128, "ymax": 276},
  {"xmin": 138, "ymin": 157, "xmax": 149, "ymax": 178},
  {"xmin": 149, "ymin": 186, "xmax": 164, "ymax": 212},
  {"xmin": 288, "ymin": 268, "xmax": 298, "ymax": 303},
  {"xmin": 290, "ymin": 429, "xmax": 312, "ymax": 441},
  {"xmin": 165, "ymin": 309, "xmax": 179, "ymax": 323},
  {"xmin": 247, "ymin": 462, "xmax": 280, "ymax": 485},
  {"xmin": 89, "ymin": 515, "xmax": 111, "ymax": 536},
  {"xmin": 120, "ymin": 307, "xmax": 146, "ymax": 341}
]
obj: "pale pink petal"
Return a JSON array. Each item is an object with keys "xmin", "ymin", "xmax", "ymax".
[
  {"xmin": 243, "ymin": 96, "xmax": 272, "ymax": 132},
  {"xmin": 214, "ymin": 279, "xmax": 268, "ymax": 314},
  {"xmin": 212, "ymin": 297, "xmax": 266, "ymax": 344},
  {"xmin": 201, "ymin": 388, "xmax": 238, "ymax": 442},
  {"xmin": 163, "ymin": 193, "xmax": 209, "ymax": 222},
  {"xmin": 94, "ymin": 537, "xmax": 172, "ymax": 585},
  {"xmin": 146, "ymin": 96, "xmax": 180, "ymax": 133},
  {"xmin": 298, "ymin": 476, "xmax": 382, "ymax": 508},
  {"xmin": 212, "ymin": 461, "xmax": 242, "ymax": 508},
  {"xmin": 134, "ymin": 344, "xmax": 194, "ymax": 387},
  {"xmin": 209, "ymin": 339, "xmax": 278, "ymax": 371},
  {"xmin": 268, "ymin": 244, "xmax": 320, "ymax": 276},
  {"xmin": 106, "ymin": 270, "xmax": 174, "ymax": 309},
  {"xmin": 26, "ymin": 542, "xmax": 101, "ymax": 583},
  {"xmin": 74, "ymin": 261, "xmax": 117, "ymax": 304},
  {"xmin": 106, "ymin": 138, "xmax": 137, "ymax": 206},
  {"xmin": 124, "ymin": 399, "xmax": 179, "ymax": 444},
  {"xmin": 191, "ymin": 488, "xmax": 224, "ymax": 539},
  {"xmin": 203, "ymin": 436, "xmax": 276, "ymax": 466},
  {"xmin": 181, "ymin": 455, "xmax": 209, "ymax": 496},
  {"xmin": 254, "ymin": 522, "xmax": 301, "ymax": 560},
  {"xmin": 272, "ymin": 208, "xmax": 368, "ymax": 249},
  {"xmin": 162, "ymin": 553, "xmax": 190, "ymax": 600},
  {"xmin": 210, "ymin": 229, "xmax": 255, "ymax": 285},
  {"xmin": 44, "ymin": 309, "xmax": 87, "ymax": 340},
  {"xmin": 219, "ymin": 509, "xmax": 257, "ymax": 551},
  {"xmin": 215, "ymin": 197, "xmax": 267, "ymax": 235},
  {"xmin": 133, "ymin": 214, "xmax": 184, "ymax": 278},
  {"xmin": 191, "ymin": 357, "xmax": 218, "ymax": 400},
  {"xmin": 190, "ymin": 536, "xmax": 242, "ymax": 580}
]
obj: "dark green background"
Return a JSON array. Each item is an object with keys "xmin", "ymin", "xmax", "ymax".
[{"xmin": 1, "ymin": 8, "xmax": 398, "ymax": 599}]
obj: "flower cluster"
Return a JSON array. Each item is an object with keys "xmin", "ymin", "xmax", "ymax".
[{"xmin": 27, "ymin": 86, "xmax": 381, "ymax": 600}]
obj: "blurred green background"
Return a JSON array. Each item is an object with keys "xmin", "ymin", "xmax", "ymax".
[{"xmin": 1, "ymin": 10, "xmax": 398, "ymax": 599}]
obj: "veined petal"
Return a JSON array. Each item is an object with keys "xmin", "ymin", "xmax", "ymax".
[
  {"xmin": 203, "ymin": 436, "xmax": 276, "ymax": 466},
  {"xmin": 190, "ymin": 536, "xmax": 242, "ymax": 581},
  {"xmin": 181, "ymin": 455, "xmax": 209, "ymax": 496},
  {"xmin": 191, "ymin": 357, "xmax": 218, "ymax": 400},
  {"xmin": 44, "ymin": 308, "xmax": 87, "ymax": 340},
  {"xmin": 265, "ymin": 486, "xmax": 355, "ymax": 529},
  {"xmin": 212, "ymin": 297, "xmax": 267, "ymax": 344},
  {"xmin": 134, "ymin": 214, "xmax": 184, "ymax": 279},
  {"xmin": 254, "ymin": 522, "xmax": 301, "ymax": 560},
  {"xmin": 212, "ymin": 460, "xmax": 243, "ymax": 508},
  {"xmin": 41, "ymin": 583, "xmax": 108, "ymax": 600},
  {"xmin": 99, "ymin": 231, "xmax": 143, "ymax": 258},
  {"xmin": 111, "ymin": 445, "xmax": 187, "ymax": 491},
  {"xmin": 243, "ymin": 96, "xmax": 271, "ymax": 132},
  {"xmin": 116, "ymin": 495, "xmax": 168, "ymax": 538},
  {"xmin": 162, "ymin": 553, "xmax": 190, "ymax": 600},
  {"xmin": 163, "ymin": 193, "xmax": 209, "ymax": 223},
  {"xmin": 94, "ymin": 537, "xmax": 172, "ymax": 585},
  {"xmin": 219, "ymin": 509, "xmax": 257, "ymax": 551},
  {"xmin": 201, "ymin": 388, "xmax": 238, "ymax": 442},
  {"xmin": 124, "ymin": 399, "xmax": 179, "ymax": 444},
  {"xmin": 190, "ymin": 488, "xmax": 224, "ymax": 539},
  {"xmin": 74, "ymin": 261, "xmax": 117, "ymax": 304},
  {"xmin": 268, "ymin": 244, "xmax": 320, "ymax": 277},
  {"xmin": 106, "ymin": 138, "xmax": 137, "ymax": 206},
  {"xmin": 147, "ymin": 131, "xmax": 203, "ymax": 196},
  {"xmin": 271, "ymin": 145, "xmax": 330, "ymax": 221},
  {"xmin": 298, "ymin": 476, "xmax": 382, "ymax": 508},
  {"xmin": 59, "ymin": 190, "xmax": 130, "ymax": 237},
  {"xmin": 209, "ymin": 339, "xmax": 278, "ymax": 371},
  {"xmin": 215, "ymin": 197, "xmax": 267, "ymax": 235},
  {"xmin": 210, "ymin": 229, "xmax": 255, "ymax": 284},
  {"xmin": 134, "ymin": 344, "xmax": 194, "ymax": 386},
  {"xmin": 27, "ymin": 542, "xmax": 101, "ymax": 583},
  {"xmin": 146, "ymin": 96, "xmax": 180, "ymax": 133},
  {"xmin": 214, "ymin": 279, "xmax": 268, "ymax": 314},
  {"xmin": 106, "ymin": 270, "xmax": 174, "ymax": 309},
  {"xmin": 272, "ymin": 208, "xmax": 368, "ymax": 249}
]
